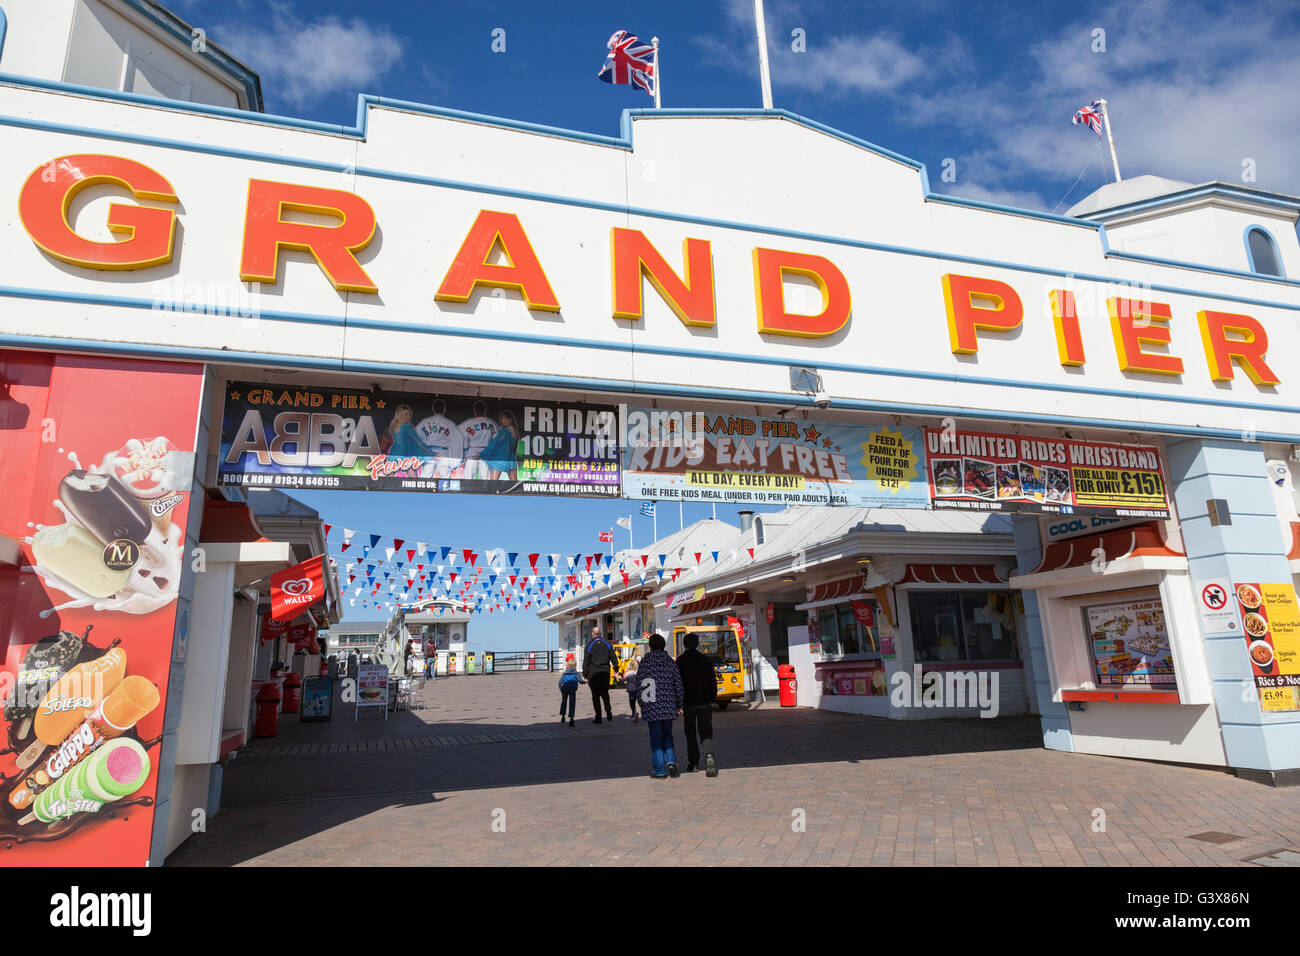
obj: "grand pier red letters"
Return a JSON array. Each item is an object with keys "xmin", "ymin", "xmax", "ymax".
[{"xmin": 12, "ymin": 153, "xmax": 1284, "ymax": 384}]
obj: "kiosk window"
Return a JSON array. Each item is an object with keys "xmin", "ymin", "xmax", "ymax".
[
  {"xmin": 910, "ymin": 591, "xmax": 1019, "ymax": 662},
  {"xmin": 1081, "ymin": 594, "xmax": 1175, "ymax": 688}
]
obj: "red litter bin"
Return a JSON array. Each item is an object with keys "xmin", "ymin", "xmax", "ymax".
[
  {"xmin": 282, "ymin": 672, "xmax": 303, "ymax": 714},
  {"xmin": 778, "ymin": 664, "xmax": 798, "ymax": 707},
  {"xmin": 255, "ymin": 682, "xmax": 282, "ymax": 737}
]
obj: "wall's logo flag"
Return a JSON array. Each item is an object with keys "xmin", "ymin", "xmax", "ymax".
[
  {"xmin": 1072, "ymin": 99, "xmax": 1104, "ymax": 135},
  {"xmin": 270, "ymin": 555, "xmax": 326, "ymax": 620},
  {"xmin": 598, "ymin": 30, "xmax": 656, "ymax": 95}
]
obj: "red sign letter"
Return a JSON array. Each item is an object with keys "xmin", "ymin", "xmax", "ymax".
[
  {"xmin": 240, "ymin": 179, "xmax": 379, "ymax": 294},
  {"xmin": 753, "ymin": 248, "xmax": 851, "ymax": 337},
  {"xmin": 611, "ymin": 228, "xmax": 715, "ymax": 327},
  {"xmin": 19, "ymin": 154, "xmax": 178, "ymax": 270},
  {"xmin": 435, "ymin": 210, "xmax": 560, "ymax": 312}
]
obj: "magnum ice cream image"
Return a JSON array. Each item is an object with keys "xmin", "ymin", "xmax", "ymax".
[
  {"xmin": 30, "ymin": 523, "xmax": 132, "ymax": 598},
  {"xmin": 26, "ymin": 437, "xmax": 189, "ymax": 617},
  {"xmin": 58, "ymin": 471, "xmax": 152, "ymax": 546}
]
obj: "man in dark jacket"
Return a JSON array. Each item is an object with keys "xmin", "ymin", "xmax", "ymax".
[
  {"xmin": 582, "ymin": 625, "xmax": 617, "ymax": 723},
  {"xmin": 675, "ymin": 633, "xmax": 719, "ymax": 776}
]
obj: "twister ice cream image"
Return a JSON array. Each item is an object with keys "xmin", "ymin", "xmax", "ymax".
[{"xmin": 27, "ymin": 738, "xmax": 151, "ymax": 825}]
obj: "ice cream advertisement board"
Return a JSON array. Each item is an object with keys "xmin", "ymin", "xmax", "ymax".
[
  {"xmin": 218, "ymin": 382, "xmax": 620, "ymax": 497},
  {"xmin": 621, "ymin": 410, "xmax": 928, "ymax": 508},
  {"xmin": 926, "ymin": 427, "xmax": 1170, "ymax": 517},
  {"xmin": 0, "ymin": 351, "xmax": 203, "ymax": 865}
]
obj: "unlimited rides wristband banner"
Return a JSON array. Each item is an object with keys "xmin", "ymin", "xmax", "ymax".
[
  {"xmin": 218, "ymin": 382, "xmax": 621, "ymax": 496},
  {"xmin": 0, "ymin": 352, "xmax": 203, "ymax": 865}
]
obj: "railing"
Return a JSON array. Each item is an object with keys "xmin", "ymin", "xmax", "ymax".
[{"xmin": 484, "ymin": 650, "xmax": 559, "ymax": 673}]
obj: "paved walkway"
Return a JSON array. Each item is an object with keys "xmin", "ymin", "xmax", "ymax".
[{"xmin": 167, "ymin": 672, "xmax": 1300, "ymax": 867}]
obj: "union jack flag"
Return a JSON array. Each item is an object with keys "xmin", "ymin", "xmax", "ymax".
[
  {"xmin": 598, "ymin": 30, "xmax": 656, "ymax": 96},
  {"xmin": 1072, "ymin": 99, "xmax": 1104, "ymax": 135}
]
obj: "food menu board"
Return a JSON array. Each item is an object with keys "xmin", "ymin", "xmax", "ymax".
[
  {"xmin": 1233, "ymin": 583, "xmax": 1300, "ymax": 713},
  {"xmin": 926, "ymin": 428, "xmax": 1170, "ymax": 517},
  {"xmin": 219, "ymin": 382, "xmax": 621, "ymax": 497},
  {"xmin": 0, "ymin": 352, "xmax": 205, "ymax": 865},
  {"xmin": 622, "ymin": 411, "xmax": 929, "ymax": 508},
  {"xmin": 355, "ymin": 664, "xmax": 389, "ymax": 715},
  {"xmin": 1084, "ymin": 597, "xmax": 1177, "ymax": 687}
]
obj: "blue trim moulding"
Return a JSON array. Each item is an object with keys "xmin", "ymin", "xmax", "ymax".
[{"xmin": 0, "ymin": 5, "xmax": 7, "ymax": 62}]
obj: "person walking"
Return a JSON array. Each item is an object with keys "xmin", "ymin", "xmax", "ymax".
[
  {"xmin": 675, "ymin": 633, "xmax": 719, "ymax": 776},
  {"xmin": 636, "ymin": 633, "xmax": 684, "ymax": 779},
  {"xmin": 624, "ymin": 656, "xmax": 641, "ymax": 721},
  {"xmin": 582, "ymin": 625, "xmax": 617, "ymax": 724},
  {"xmin": 558, "ymin": 658, "xmax": 584, "ymax": 727}
]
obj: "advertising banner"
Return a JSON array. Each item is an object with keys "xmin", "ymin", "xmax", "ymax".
[
  {"xmin": 1233, "ymin": 583, "xmax": 1300, "ymax": 712},
  {"xmin": 355, "ymin": 664, "xmax": 389, "ymax": 715},
  {"xmin": 622, "ymin": 409, "xmax": 928, "ymax": 508},
  {"xmin": 0, "ymin": 352, "xmax": 204, "ymax": 865},
  {"xmin": 814, "ymin": 662, "xmax": 888, "ymax": 696},
  {"xmin": 301, "ymin": 677, "xmax": 332, "ymax": 722},
  {"xmin": 218, "ymin": 382, "xmax": 620, "ymax": 497},
  {"xmin": 1084, "ymin": 597, "xmax": 1177, "ymax": 687},
  {"xmin": 926, "ymin": 427, "xmax": 1169, "ymax": 517}
]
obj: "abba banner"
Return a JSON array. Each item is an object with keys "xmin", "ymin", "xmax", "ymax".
[
  {"xmin": 218, "ymin": 382, "xmax": 620, "ymax": 496},
  {"xmin": 925, "ymin": 427, "xmax": 1170, "ymax": 517},
  {"xmin": 621, "ymin": 409, "xmax": 928, "ymax": 508}
]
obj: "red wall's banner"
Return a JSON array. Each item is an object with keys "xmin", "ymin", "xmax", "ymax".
[
  {"xmin": 270, "ymin": 555, "xmax": 324, "ymax": 621},
  {"xmin": 0, "ymin": 352, "xmax": 203, "ymax": 865},
  {"xmin": 924, "ymin": 427, "xmax": 1170, "ymax": 518}
]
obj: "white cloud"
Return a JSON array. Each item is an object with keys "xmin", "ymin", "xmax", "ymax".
[
  {"xmin": 216, "ymin": 2, "xmax": 406, "ymax": 109},
  {"xmin": 703, "ymin": 0, "xmax": 1300, "ymax": 198},
  {"xmin": 934, "ymin": 182, "xmax": 1050, "ymax": 212}
]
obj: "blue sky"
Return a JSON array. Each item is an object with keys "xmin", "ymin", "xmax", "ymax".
[
  {"xmin": 172, "ymin": 0, "xmax": 1300, "ymax": 212},
  {"xmin": 293, "ymin": 490, "xmax": 776, "ymax": 650},
  {"xmin": 168, "ymin": 0, "xmax": 1300, "ymax": 648}
]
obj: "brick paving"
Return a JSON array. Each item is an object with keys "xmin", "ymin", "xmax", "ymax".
[{"xmin": 166, "ymin": 671, "xmax": 1300, "ymax": 867}]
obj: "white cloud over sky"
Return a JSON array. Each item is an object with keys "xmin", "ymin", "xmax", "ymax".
[
  {"xmin": 705, "ymin": 0, "xmax": 1300, "ymax": 210},
  {"xmin": 215, "ymin": 2, "xmax": 406, "ymax": 110}
]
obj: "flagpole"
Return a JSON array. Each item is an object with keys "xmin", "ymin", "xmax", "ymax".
[
  {"xmin": 609, "ymin": 526, "xmax": 613, "ymax": 559},
  {"xmin": 753, "ymin": 0, "xmax": 774, "ymax": 109},
  {"xmin": 679, "ymin": 500, "xmax": 684, "ymax": 532},
  {"xmin": 1100, "ymin": 98, "xmax": 1122, "ymax": 183},
  {"xmin": 653, "ymin": 504, "xmax": 658, "ymax": 543},
  {"xmin": 652, "ymin": 36, "xmax": 661, "ymax": 109}
]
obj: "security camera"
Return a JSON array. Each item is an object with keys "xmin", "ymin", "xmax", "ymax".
[{"xmin": 813, "ymin": 388, "xmax": 830, "ymax": 409}]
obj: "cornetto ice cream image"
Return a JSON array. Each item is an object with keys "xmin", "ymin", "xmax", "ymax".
[{"xmin": 26, "ymin": 440, "xmax": 187, "ymax": 617}]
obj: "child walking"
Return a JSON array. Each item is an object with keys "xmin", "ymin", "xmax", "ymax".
[
  {"xmin": 558, "ymin": 657, "xmax": 585, "ymax": 727},
  {"xmin": 624, "ymin": 657, "xmax": 641, "ymax": 721}
]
